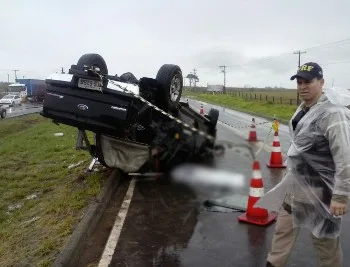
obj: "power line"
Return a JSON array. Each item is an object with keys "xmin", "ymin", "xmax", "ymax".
[
  {"xmin": 214, "ymin": 37, "xmax": 350, "ymax": 70},
  {"xmin": 304, "ymin": 38, "xmax": 350, "ymax": 52},
  {"xmin": 322, "ymin": 59, "xmax": 350, "ymax": 66},
  {"xmin": 0, "ymin": 68, "xmax": 56, "ymax": 74}
]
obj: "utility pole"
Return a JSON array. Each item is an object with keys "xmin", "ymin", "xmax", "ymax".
[
  {"xmin": 192, "ymin": 68, "xmax": 197, "ymax": 87},
  {"xmin": 12, "ymin": 69, "xmax": 19, "ymax": 81},
  {"xmin": 293, "ymin": 51, "xmax": 306, "ymax": 105},
  {"xmin": 7, "ymin": 73, "xmax": 9, "ymax": 83},
  {"xmin": 294, "ymin": 50, "xmax": 306, "ymax": 68},
  {"xmin": 219, "ymin": 65, "xmax": 227, "ymax": 94}
]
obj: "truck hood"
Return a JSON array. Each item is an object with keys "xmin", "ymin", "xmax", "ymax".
[{"xmin": 0, "ymin": 99, "xmax": 12, "ymax": 103}]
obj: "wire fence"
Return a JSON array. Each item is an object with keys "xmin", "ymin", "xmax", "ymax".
[
  {"xmin": 185, "ymin": 87, "xmax": 301, "ymax": 106},
  {"xmin": 222, "ymin": 91, "xmax": 299, "ymax": 106}
]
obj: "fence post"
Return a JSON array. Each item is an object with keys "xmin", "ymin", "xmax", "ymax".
[
  {"xmin": 273, "ymin": 96, "xmax": 274, "ymax": 103},
  {"xmin": 290, "ymin": 99, "xmax": 292, "ymax": 105},
  {"xmin": 280, "ymin": 97, "xmax": 282, "ymax": 104}
]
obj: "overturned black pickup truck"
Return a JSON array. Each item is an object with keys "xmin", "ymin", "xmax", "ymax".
[{"xmin": 41, "ymin": 53, "xmax": 219, "ymax": 173}]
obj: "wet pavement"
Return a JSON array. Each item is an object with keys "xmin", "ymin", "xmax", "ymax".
[
  {"xmin": 186, "ymin": 98, "xmax": 292, "ymax": 154},
  {"xmin": 78, "ymin": 101, "xmax": 350, "ymax": 267},
  {"xmin": 1, "ymin": 103, "xmax": 42, "ymax": 119}
]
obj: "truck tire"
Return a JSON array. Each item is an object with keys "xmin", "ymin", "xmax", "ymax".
[
  {"xmin": 76, "ymin": 53, "xmax": 108, "ymax": 75},
  {"xmin": 207, "ymin": 108, "xmax": 219, "ymax": 127},
  {"xmin": 155, "ymin": 64, "xmax": 183, "ymax": 112},
  {"xmin": 119, "ymin": 72, "xmax": 138, "ymax": 84},
  {"xmin": 1, "ymin": 109, "xmax": 6, "ymax": 119},
  {"xmin": 207, "ymin": 108, "xmax": 219, "ymax": 136}
]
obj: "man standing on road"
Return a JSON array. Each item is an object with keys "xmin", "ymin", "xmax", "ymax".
[{"xmin": 265, "ymin": 62, "xmax": 350, "ymax": 267}]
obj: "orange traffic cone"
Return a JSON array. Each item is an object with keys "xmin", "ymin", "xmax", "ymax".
[
  {"xmin": 238, "ymin": 160, "xmax": 276, "ymax": 226},
  {"xmin": 199, "ymin": 104, "xmax": 204, "ymax": 115},
  {"xmin": 267, "ymin": 131, "xmax": 286, "ymax": 168},
  {"xmin": 247, "ymin": 118, "xmax": 258, "ymax": 142}
]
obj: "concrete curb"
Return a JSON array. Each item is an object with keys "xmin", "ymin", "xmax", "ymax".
[{"xmin": 52, "ymin": 169, "xmax": 122, "ymax": 267}]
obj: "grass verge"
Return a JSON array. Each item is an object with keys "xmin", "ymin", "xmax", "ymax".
[
  {"xmin": 0, "ymin": 114, "xmax": 112, "ymax": 267},
  {"xmin": 183, "ymin": 91, "xmax": 299, "ymax": 123}
]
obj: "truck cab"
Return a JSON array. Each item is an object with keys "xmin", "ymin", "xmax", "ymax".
[{"xmin": 8, "ymin": 83, "xmax": 27, "ymax": 102}]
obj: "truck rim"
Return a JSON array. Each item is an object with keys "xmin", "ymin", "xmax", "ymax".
[{"xmin": 170, "ymin": 74, "xmax": 181, "ymax": 102}]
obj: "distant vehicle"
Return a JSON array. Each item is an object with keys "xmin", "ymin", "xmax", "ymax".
[
  {"xmin": 0, "ymin": 94, "xmax": 22, "ymax": 107},
  {"xmin": 8, "ymin": 83, "xmax": 26, "ymax": 100},
  {"xmin": 10, "ymin": 79, "xmax": 47, "ymax": 103}
]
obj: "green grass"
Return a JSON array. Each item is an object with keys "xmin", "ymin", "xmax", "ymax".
[
  {"xmin": 0, "ymin": 114, "xmax": 112, "ymax": 267},
  {"xmin": 183, "ymin": 91, "xmax": 299, "ymax": 123}
]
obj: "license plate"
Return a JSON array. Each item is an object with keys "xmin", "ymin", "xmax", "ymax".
[{"xmin": 78, "ymin": 78, "xmax": 102, "ymax": 91}]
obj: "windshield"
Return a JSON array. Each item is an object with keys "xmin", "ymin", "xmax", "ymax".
[{"xmin": 9, "ymin": 86, "xmax": 25, "ymax": 91}]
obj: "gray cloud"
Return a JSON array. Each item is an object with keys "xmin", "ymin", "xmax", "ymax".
[
  {"xmin": 1, "ymin": 0, "xmax": 350, "ymax": 89},
  {"xmin": 191, "ymin": 48, "xmax": 246, "ymax": 70}
]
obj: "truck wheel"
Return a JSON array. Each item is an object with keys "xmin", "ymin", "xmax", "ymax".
[
  {"xmin": 207, "ymin": 108, "xmax": 219, "ymax": 136},
  {"xmin": 155, "ymin": 64, "xmax": 183, "ymax": 112},
  {"xmin": 76, "ymin": 53, "xmax": 108, "ymax": 75},
  {"xmin": 119, "ymin": 72, "xmax": 139, "ymax": 84},
  {"xmin": 1, "ymin": 109, "xmax": 6, "ymax": 119},
  {"xmin": 207, "ymin": 108, "xmax": 219, "ymax": 127}
]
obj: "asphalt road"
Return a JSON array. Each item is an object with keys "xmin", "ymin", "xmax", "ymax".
[
  {"xmin": 186, "ymin": 98, "xmax": 292, "ymax": 154},
  {"xmin": 77, "ymin": 101, "xmax": 350, "ymax": 267}
]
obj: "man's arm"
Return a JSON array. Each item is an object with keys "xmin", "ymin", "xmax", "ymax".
[{"xmin": 323, "ymin": 108, "xmax": 350, "ymax": 215}]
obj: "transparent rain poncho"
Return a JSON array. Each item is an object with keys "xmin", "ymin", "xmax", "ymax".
[{"xmin": 256, "ymin": 87, "xmax": 350, "ymax": 239}]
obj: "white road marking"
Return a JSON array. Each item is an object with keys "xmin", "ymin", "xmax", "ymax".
[{"xmin": 98, "ymin": 178, "xmax": 136, "ymax": 267}]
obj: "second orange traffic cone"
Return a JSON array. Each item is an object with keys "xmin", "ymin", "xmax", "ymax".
[
  {"xmin": 267, "ymin": 130, "xmax": 286, "ymax": 168},
  {"xmin": 238, "ymin": 160, "xmax": 276, "ymax": 226},
  {"xmin": 247, "ymin": 118, "xmax": 258, "ymax": 142},
  {"xmin": 199, "ymin": 104, "xmax": 204, "ymax": 115}
]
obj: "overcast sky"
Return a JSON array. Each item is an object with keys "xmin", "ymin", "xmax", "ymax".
[{"xmin": 1, "ymin": 0, "xmax": 350, "ymax": 89}]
